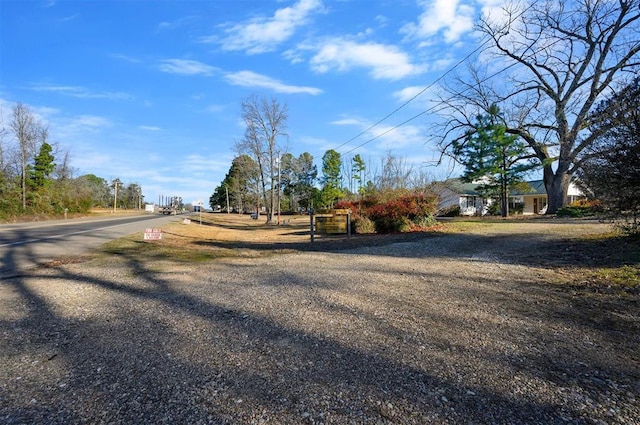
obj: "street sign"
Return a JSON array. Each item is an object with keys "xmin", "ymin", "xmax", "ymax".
[{"xmin": 144, "ymin": 228, "xmax": 163, "ymax": 240}]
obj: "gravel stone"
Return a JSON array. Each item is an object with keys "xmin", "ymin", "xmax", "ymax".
[{"xmin": 1, "ymin": 220, "xmax": 638, "ymax": 424}]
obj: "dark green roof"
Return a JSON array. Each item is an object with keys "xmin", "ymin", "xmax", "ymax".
[
  {"xmin": 440, "ymin": 179, "xmax": 484, "ymax": 196},
  {"xmin": 442, "ymin": 179, "xmax": 546, "ymax": 196},
  {"xmin": 510, "ymin": 180, "xmax": 545, "ymax": 196}
]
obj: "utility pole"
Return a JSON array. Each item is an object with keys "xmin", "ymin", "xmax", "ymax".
[
  {"xmin": 277, "ymin": 155, "xmax": 281, "ymax": 225},
  {"xmin": 112, "ymin": 179, "xmax": 120, "ymax": 213},
  {"xmin": 225, "ymin": 185, "xmax": 230, "ymax": 214}
]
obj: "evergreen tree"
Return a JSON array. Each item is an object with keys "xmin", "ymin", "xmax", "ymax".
[
  {"xmin": 294, "ymin": 152, "xmax": 317, "ymax": 210},
  {"xmin": 279, "ymin": 153, "xmax": 295, "ymax": 212},
  {"xmin": 75, "ymin": 174, "xmax": 110, "ymax": 207},
  {"xmin": 351, "ymin": 154, "xmax": 365, "ymax": 197},
  {"xmin": 30, "ymin": 141, "xmax": 55, "ymax": 189},
  {"xmin": 210, "ymin": 155, "xmax": 259, "ymax": 213},
  {"xmin": 320, "ymin": 149, "xmax": 343, "ymax": 208},
  {"xmin": 453, "ymin": 104, "xmax": 537, "ymax": 217}
]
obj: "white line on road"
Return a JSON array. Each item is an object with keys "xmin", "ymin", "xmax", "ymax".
[{"xmin": 0, "ymin": 222, "xmax": 144, "ymax": 248}]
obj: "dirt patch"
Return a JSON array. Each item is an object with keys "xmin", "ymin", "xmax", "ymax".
[{"xmin": 1, "ymin": 215, "xmax": 638, "ymax": 424}]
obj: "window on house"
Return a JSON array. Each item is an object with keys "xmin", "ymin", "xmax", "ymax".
[{"xmin": 539, "ymin": 197, "xmax": 547, "ymax": 210}]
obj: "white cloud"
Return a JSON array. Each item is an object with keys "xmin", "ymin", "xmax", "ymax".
[
  {"xmin": 139, "ymin": 125, "xmax": 162, "ymax": 131},
  {"xmin": 72, "ymin": 115, "xmax": 112, "ymax": 128},
  {"xmin": 369, "ymin": 122, "xmax": 425, "ymax": 150},
  {"xmin": 224, "ymin": 70, "xmax": 322, "ymax": 95},
  {"xmin": 110, "ymin": 53, "xmax": 142, "ymax": 64},
  {"xmin": 72, "ymin": 153, "xmax": 113, "ymax": 173},
  {"xmin": 58, "ymin": 14, "xmax": 79, "ymax": 22},
  {"xmin": 375, "ymin": 15, "xmax": 389, "ymax": 27},
  {"xmin": 56, "ymin": 115, "xmax": 113, "ymax": 140},
  {"xmin": 208, "ymin": 0, "xmax": 324, "ymax": 54},
  {"xmin": 157, "ymin": 16, "xmax": 197, "ymax": 31},
  {"xmin": 30, "ymin": 84, "xmax": 132, "ymax": 100},
  {"xmin": 179, "ymin": 154, "xmax": 229, "ymax": 174},
  {"xmin": 309, "ymin": 38, "xmax": 423, "ymax": 80},
  {"xmin": 394, "ymin": 86, "xmax": 428, "ymax": 103},
  {"xmin": 331, "ymin": 118, "xmax": 362, "ymax": 126},
  {"xmin": 401, "ymin": 0, "xmax": 475, "ymax": 44},
  {"xmin": 282, "ymin": 48, "xmax": 306, "ymax": 65},
  {"xmin": 29, "ymin": 105, "xmax": 60, "ymax": 123},
  {"xmin": 478, "ymin": 0, "xmax": 511, "ymax": 27},
  {"xmin": 158, "ymin": 59, "xmax": 218, "ymax": 76},
  {"xmin": 392, "ymin": 85, "xmax": 441, "ymax": 113},
  {"xmin": 206, "ymin": 104, "xmax": 226, "ymax": 113},
  {"xmin": 331, "ymin": 115, "xmax": 425, "ymax": 153}
]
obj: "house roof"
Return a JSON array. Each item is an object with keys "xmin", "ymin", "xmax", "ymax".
[
  {"xmin": 440, "ymin": 178, "xmax": 547, "ymax": 196},
  {"xmin": 510, "ymin": 180, "xmax": 546, "ymax": 196},
  {"xmin": 440, "ymin": 179, "xmax": 484, "ymax": 196},
  {"xmin": 439, "ymin": 178, "xmax": 582, "ymax": 198}
]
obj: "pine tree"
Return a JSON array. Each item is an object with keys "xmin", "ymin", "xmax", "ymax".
[
  {"xmin": 453, "ymin": 104, "xmax": 537, "ymax": 217},
  {"xmin": 320, "ymin": 149, "xmax": 343, "ymax": 208},
  {"xmin": 30, "ymin": 141, "xmax": 55, "ymax": 190}
]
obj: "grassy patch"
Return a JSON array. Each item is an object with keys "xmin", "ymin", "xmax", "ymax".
[
  {"xmin": 101, "ymin": 229, "xmax": 251, "ymax": 262},
  {"xmin": 101, "ymin": 234, "xmax": 234, "ymax": 262},
  {"xmin": 590, "ymin": 265, "xmax": 640, "ymax": 288},
  {"xmin": 99, "ymin": 214, "xmax": 312, "ymax": 263},
  {"xmin": 96, "ymin": 214, "xmax": 640, "ymax": 294}
]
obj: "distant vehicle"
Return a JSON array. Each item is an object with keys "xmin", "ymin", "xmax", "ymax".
[
  {"xmin": 158, "ymin": 196, "xmax": 184, "ymax": 215},
  {"xmin": 159, "ymin": 206, "xmax": 182, "ymax": 215}
]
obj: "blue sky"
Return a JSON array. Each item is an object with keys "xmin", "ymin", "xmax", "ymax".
[{"xmin": 1, "ymin": 0, "xmax": 503, "ymax": 206}]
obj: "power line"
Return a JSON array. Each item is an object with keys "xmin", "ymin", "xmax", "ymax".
[
  {"xmin": 333, "ymin": 40, "xmax": 493, "ymax": 152},
  {"xmin": 335, "ymin": 2, "xmax": 536, "ymax": 156},
  {"xmin": 342, "ymin": 60, "xmax": 520, "ymax": 156}
]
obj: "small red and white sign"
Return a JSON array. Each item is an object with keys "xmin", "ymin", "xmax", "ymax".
[{"xmin": 144, "ymin": 228, "xmax": 163, "ymax": 240}]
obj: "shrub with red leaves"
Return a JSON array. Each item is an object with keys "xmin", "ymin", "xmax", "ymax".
[{"xmin": 363, "ymin": 194, "xmax": 437, "ymax": 233}]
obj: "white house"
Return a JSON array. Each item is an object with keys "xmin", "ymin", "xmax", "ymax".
[
  {"xmin": 436, "ymin": 179, "xmax": 584, "ymax": 216},
  {"xmin": 509, "ymin": 180, "xmax": 584, "ymax": 215},
  {"xmin": 435, "ymin": 179, "xmax": 492, "ymax": 216}
]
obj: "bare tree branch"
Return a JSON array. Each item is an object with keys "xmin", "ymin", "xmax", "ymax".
[{"xmin": 438, "ymin": 0, "xmax": 640, "ymax": 213}]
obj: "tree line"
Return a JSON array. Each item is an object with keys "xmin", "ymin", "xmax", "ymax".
[
  {"xmin": 0, "ymin": 102, "xmax": 144, "ymax": 221},
  {"xmin": 212, "ymin": 2, "xmax": 639, "ymax": 227},
  {"xmin": 214, "ymin": 72, "xmax": 638, "ymax": 229},
  {"xmin": 5, "ymin": 2, "xmax": 638, "ymax": 227},
  {"xmin": 209, "ymin": 95, "xmax": 442, "ymax": 221},
  {"xmin": 437, "ymin": 0, "xmax": 639, "ymax": 216}
]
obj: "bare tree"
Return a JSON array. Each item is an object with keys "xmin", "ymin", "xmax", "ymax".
[
  {"xmin": 438, "ymin": 0, "xmax": 640, "ymax": 213},
  {"xmin": 54, "ymin": 149, "xmax": 74, "ymax": 181},
  {"xmin": 0, "ymin": 106, "xmax": 7, "ymax": 176},
  {"xmin": 377, "ymin": 151, "xmax": 414, "ymax": 192},
  {"xmin": 235, "ymin": 95, "xmax": 288, "ymax": 223},
  {"xmin": 577, "ymin": 77, "xmax": 640, "ymax": 231},
  {"xmin": 10, "ymin": 103, "xmax": 40, "ymax": 210}
]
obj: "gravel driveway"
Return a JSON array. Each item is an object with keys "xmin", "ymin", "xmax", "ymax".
[{"xmin": 1, "ymin": 220, "xmax": 638, "ymax": 424}]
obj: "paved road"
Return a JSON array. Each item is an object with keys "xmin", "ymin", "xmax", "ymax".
[{"xmin": 0, "ymin": 213, "xmax": 187, "ymax": 277}]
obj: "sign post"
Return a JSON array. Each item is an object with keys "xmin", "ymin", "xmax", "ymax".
[
  {"xmin": 143, "ymin": 228, "xmax": 163, "ymax": 240},
  {"xmin": 310, "ymin": 209, "xmax": 351, "ymax": 242}
]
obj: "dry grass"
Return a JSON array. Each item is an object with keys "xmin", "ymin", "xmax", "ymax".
[
  {"xmin": 3, "ymin": 212, "xmax": 639, "ymax": 424},
  {"xmin": 97, "ymin": 213, "xmax": 640, "ymax": 291},
  {"xmin": 101, "ymin": 213, "xmax": 315, "ymax": 262}
]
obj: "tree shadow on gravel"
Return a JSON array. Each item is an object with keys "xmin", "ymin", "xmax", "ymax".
[
  {"xmin": 193, "ymin": 229, "xmax": 639, "ymax": 269},
  {"xmin": 2, "ymin": 237, "xmax": 639, "ymax": 424}
]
